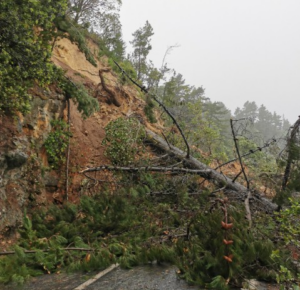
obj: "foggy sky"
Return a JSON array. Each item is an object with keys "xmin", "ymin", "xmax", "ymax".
[{"xmin": 120, "ymin": 0, "xmax": 300, "ymax": 123}]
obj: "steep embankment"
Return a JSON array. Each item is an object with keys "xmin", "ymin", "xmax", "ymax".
[
  {"xmin": 51, "ymin": 37, "xmax": 165, "ymax": 200},
  {"xmin": 0, "ymin": 35, "xmax": 274, "ymax": 242},
  {"xmin": 0, "ymin": 36, "xmax": 161, "ymax": 239}
]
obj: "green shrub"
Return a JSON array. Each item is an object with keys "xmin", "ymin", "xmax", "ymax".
[
  {"xmin": 44, "ymin": 120, "xmax": 71, "ymax": 169},
  {"xmin": 144, "ymin": 95, "xmax": 157, "ymax": 123},
  {"xmin": 0, "ymin": 0, "xmax": 67, "ymax": 114},
  {"xmin": 52, "ymin": 67, "xmax": 99, "ymax": 118},
  {"xmin": 102, "ymin": 117, "xmax": 145, "ymax": 165},
  {"xmin": 108, "ymin": 58, "xmax": 137, "ymax": 85}
]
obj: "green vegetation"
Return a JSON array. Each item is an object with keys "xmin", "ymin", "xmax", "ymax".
[
  {"xmin": 0, "ymin": 0, "xmax": 67, "ymax": 114},
  {"xmin": 1, "ymin": 0, "xmax": 300, "ymax": 289},
  {"xmin": 52, "ymin": 68, "xmax": 99, "ymax": 118},
  {"xmin": 102, "ymin": 117, "xmax": 145, "ymax": 165},
  {"xmin": 130, "ymin": 21, "xmax": 154, "ymax": 81},
  {"xmin": 0, "ymin": 176, "xmax": 297, "ymax": 288},
  {"xmin": 276, "ymin": 198, "xmax": 300, "ymax": 248},
  {"xmin": 0, "ymin": 0, "xmax": 100, "ymax": 116},
  {"xmin": 107, "ymin": 58, "xmax": 137, "ymax": 85},
  {"xmin": 44, "ymin": 120, "xmax": 71, "ymax": 169},
  {"xmin": 56, "ymin": 17, "xmax": 97, "ymax": 66},
  {"xmin": 144, "ymin": 95, "xmax": 157, "ymax": 123},
  {"xmin": 234, "ymin": 101, "xmax": 290, "ymax": 147}
]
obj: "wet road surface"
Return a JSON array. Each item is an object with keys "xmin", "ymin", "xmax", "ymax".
[
  {"xmin": 0, "ymin": 264, "xmax": 200, "ymax": 290},
  {"xmin": 86, "ymin": 264, "xmax": 199, "ymax": 290}
]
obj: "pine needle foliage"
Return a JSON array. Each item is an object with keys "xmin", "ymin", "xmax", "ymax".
[
  {"xmin": 0, "ymin": 175, "xmax": 297, "ymax": 287},
  {"xmin": 175, "ymin": 206, "xmax": 281, "ymax": 288},
  {"xmin": 51, "ymin": 67, "xmax": 99, "ymax": 118}
]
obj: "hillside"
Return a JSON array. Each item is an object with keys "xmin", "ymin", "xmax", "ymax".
[
  {"xmin": 0, "ymin": 36, "xmax": 157, "ymax": 233},
  {"xmin": 1, "ymin": 2, "xmax": 300, "ymax": 289}
]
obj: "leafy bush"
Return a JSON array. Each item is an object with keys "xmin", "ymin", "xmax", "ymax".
[
  {"xmin": 51, "ymin": 67, "xmax": 99, "ymax": 118},
  {"xmin": 44, "ymin": 120, "xmax": 71, "ymax": 168},
  {"xmin": 0, "ymin": 0, "xmax": 67, "ymax": 114},
  {"xmin": 144, "ymin": 95, "xmax": 157, "ymax": 123},
  {"xmin": 102, "ymin": 117, "xmax": 145, "ymax": 165}
]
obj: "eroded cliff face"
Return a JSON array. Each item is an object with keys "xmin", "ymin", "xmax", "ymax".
[
  {"xmin": 0, "ymin": 87, "xmax": 66, "ymax": 234},
  {"xmin": 0, "ymin": 36, "xmax": 158, "ymax": 236}
]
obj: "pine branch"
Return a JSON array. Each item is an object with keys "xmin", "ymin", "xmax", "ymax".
[
  {"xmin": 230, "ymin": 119, "xmax": 252, "ymax": 226},
  {"xmin": 0, "ymin": 247, "xmax": 94, "ymax": 256}
]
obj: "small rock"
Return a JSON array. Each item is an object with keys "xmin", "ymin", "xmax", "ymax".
[
  {"xmin": 242, "ymin": 279, "xmax": 276, "ymax": 290},
  {"xmin": 5, "ymin": 150, "xmax": 28, "ymax": 169}
]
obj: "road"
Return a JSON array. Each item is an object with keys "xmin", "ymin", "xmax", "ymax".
[{"xmin": 0, "ymin": 264, "xmax": 199, "ymax": 290}]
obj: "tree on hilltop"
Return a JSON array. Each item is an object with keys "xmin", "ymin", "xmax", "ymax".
[{"xmin": 130, "ymin": 21, "xmax": 154, "ymax": 81}]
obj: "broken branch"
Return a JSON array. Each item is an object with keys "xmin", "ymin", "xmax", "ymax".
[{"xmin": 81, "ymin": 165, "xmax": 211, "ymax": 177}]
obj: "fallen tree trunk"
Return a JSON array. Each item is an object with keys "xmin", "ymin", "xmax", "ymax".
[
  {"xmin": 145, "ymin": 128, "xmax": 278, "ymax": 212},
  {"xmin": 80, "ymin": 128, "xmax": 278, "ymax": 212}
]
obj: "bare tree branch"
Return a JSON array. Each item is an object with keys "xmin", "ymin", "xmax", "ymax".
[
  {"xmin": 230, "ymin": 119, "xmax": 252, "ymax": 226},
  {"xmin": 80, "ymin": 165, "xmax": 211, "ymax": 176},
  {"xmin": 244, "ymin": 191, "xmax": 252, "ymax": 227},
  {"xmin": 282, "ymin": 116, "xmax": 300, "ymax": 190},
  {"xmin": 82, "ymin": 127, "xmax": 278, "ymax": 212},
  {"xmin": 214, "ymin": 139, "xmax": 276, "ymax": 171},
  {"xmin": 232, "ymin": 171, "xmax": 243, "ymax": 183},
  {"xmin": 230, "ymin": 119, "xmax": 250, "ymax": 190},
  {"xmin": 98, "ymin": 68, "xmax": 121, "ymax": 107},
  {"xmin": 65, "ymin": 97, "xmax": 71, "ymax": 201}
]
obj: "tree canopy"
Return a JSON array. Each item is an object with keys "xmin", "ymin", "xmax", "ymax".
[
  {"xmin": 67, "ymin": 0, "xmax": 122, "ymax": 25},
  {"xmin": 130, "ymin": 21, "xmax": 154, "ymax": 81}
]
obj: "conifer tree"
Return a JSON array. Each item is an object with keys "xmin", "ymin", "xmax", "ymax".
[
  {"xmin": 98, "ymin": 12, "xmax": 126, "ymax": 60},
  {"xmin": 130, "ymin": 21, "xmax": 154, "ymax": 81}
]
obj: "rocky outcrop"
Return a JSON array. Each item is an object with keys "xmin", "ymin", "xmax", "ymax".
[
  {"xmin": 0, "ymin": 37, "xmax": 148, "ymax": 234},
  {"xmin": 0, "ymin": 89, "xmax": 66, "ymax": 234}
]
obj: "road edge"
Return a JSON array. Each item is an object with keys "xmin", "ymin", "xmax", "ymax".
[{"xmin": 73, "ymin": 264, "xmax": 120, "ymax": 290}]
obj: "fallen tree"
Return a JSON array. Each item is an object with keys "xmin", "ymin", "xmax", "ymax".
[
  {"xmin": 81, "ymin": 127, "xmax": 278, "ymax": 212},
  {"xmin": 81, "ymin": 60, "xmax": 279, "ymax": 214},
  {"xmin": 145, "ymin": 128, "xmax": 278, "ymax": 212}
]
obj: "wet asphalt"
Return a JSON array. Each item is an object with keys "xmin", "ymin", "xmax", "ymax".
[{"xmin": 0, "ymin": 264, "xmax": 200, "ymax": 290}]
